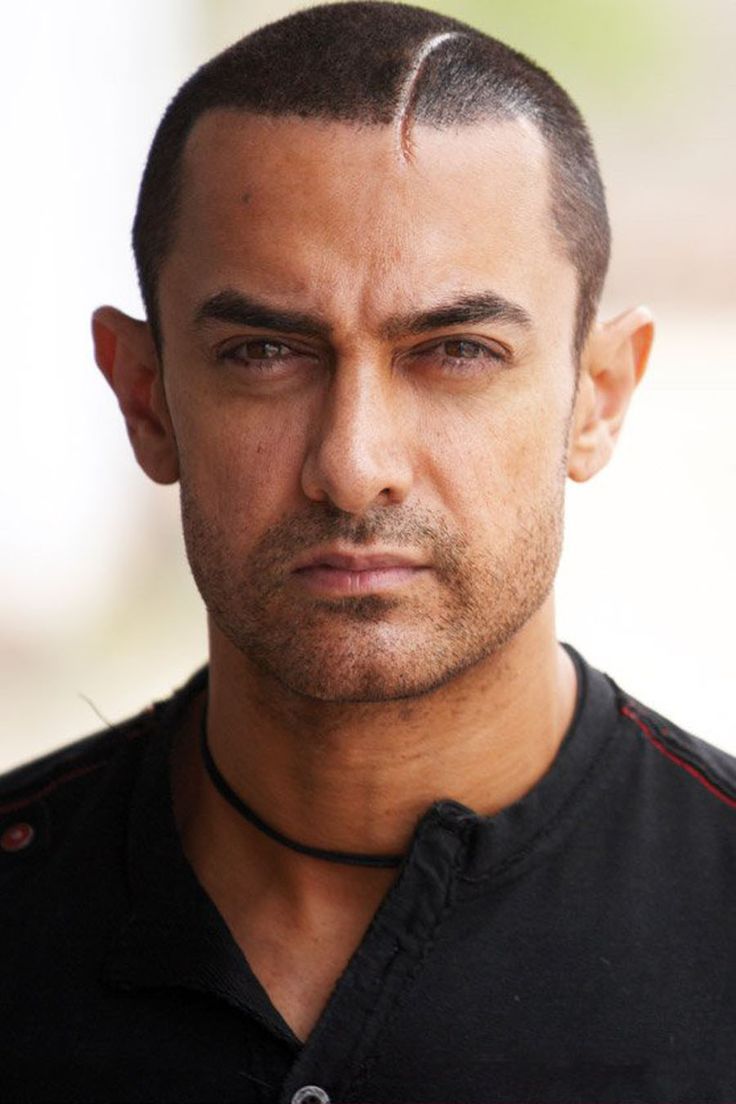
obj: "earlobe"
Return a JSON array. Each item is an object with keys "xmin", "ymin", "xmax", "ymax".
[
  {"xmin": 567, "ymin": 306, "xmax": 654, "ymax": 484},
  {"xmin": 91, "ymin": 306, "xmax": 179, "ymax": 485}
]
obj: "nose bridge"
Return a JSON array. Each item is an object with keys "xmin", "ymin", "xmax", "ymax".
[{"xmin": 301, "ymin": 349, "xmax": 413, "ymax": 514}]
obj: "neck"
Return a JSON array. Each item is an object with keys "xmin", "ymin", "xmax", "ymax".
[{"xmin": 173, "ymin": 597, "xmax": 578, "ymax": 908}]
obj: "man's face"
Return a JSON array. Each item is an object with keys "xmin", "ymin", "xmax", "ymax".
[{"xmin": 156, "ymin": 111, "xmax": 579, "ymax": 703}]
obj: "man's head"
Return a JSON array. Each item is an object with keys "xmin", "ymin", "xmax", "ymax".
[{"xmin": 93, "ymin": 2, "xmax": 652, "ymax": 705}]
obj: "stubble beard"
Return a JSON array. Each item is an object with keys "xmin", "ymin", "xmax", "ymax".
[{"xmin": 179, "ymin": 473, "xmax": 567, "ymax": 705}]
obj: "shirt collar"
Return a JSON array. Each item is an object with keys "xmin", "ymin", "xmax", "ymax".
[
  {"xmin": 445, "ymin": 642, "xmax": 623, "ymax": 879},
  {"xmin": 103, "ymin": 644, "xmax": 620, "ymax": 1017},
  {"xmin": 103, "ymin": 668, "xmax": 301, "ymax": 1047}
]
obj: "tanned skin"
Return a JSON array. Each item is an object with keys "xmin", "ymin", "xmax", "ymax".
[{"xmin": 93, "ymin": 113, "xmax": 653, "ymax": 1040}]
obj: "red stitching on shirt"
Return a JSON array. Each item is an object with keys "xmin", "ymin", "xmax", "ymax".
[
  {"xmin": 621, "ymin": 703, "xmax": 736, "ymax": 810},
  {"xmin": 0, "ymin": 722, "xmax": 149, "ymax": 816}
]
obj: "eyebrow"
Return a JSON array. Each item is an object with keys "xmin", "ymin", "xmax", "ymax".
[
  {"xmin": 193, "ymin": 289, "xmax": 331, "ymax": 339},
  {"xmin": 192, "ymin": 288, "xmax": 534, "ymax": 341},
  {"xmin": 382, "ymin": 292, "xmax": 534, "ymax": 339}
]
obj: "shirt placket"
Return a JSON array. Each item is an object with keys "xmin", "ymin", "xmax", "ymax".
[{"xmin": 277, "ymin": 802, "xmax": 469, "ymax": 1104}]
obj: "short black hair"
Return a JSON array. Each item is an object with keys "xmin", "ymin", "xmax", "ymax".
[{"xmin": 133, "ymin": 1, "xmax": 610, "ymax": 360}]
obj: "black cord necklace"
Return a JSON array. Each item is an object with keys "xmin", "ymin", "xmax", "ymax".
[{"xmin": 199, "ymin": 703, "xmax": 404, "ymax": 869}]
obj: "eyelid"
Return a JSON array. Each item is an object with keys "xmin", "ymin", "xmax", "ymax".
[
  {"xmin": 407, "ymin": 334, "xmax": 511, "ymax": 361},
  {"xmin": 215, "ymin": 335, "xmax": 320, "ymax": 360},
  {"xmin": 213, "ymin": 333, "xmax": 512, "ymax": 369}
]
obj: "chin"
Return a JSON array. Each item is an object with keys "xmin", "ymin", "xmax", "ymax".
[
  {"xmin": 265, "ymin": 663, "xmax": 445, "ymax": 705},
  {"xmin": 240, "ymin": 623, "xmax": 505, "ymax": 705}
]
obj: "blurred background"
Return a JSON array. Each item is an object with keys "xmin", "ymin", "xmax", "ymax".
[{"xmin": 1, "ymin": 0, "xmax": 734, "ymax": 770}]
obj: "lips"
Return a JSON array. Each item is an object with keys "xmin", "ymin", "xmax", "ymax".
[
  {"xmin": 290, "ymin": 547, "xmax": 430, "ymax": 596},
  {"xmin": 292, "ymin": 550, "xmax": 426, "ymax": 573}
]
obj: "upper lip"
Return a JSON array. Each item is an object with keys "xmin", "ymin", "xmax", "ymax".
[{"xmin": 292, "ymin": 547, "xmax": 428, "ymax": 572}]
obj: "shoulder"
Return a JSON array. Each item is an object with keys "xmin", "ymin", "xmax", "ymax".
[
  {"xmin": 610, "ymin": 676, "xmax": 736, "ymax": 816},
  {"xmin": 0, "ymin": 708, "xmax": 153, "ymax": 873},
  {"xmin": 0, "ymin": 710, "xmax": 152, "ymax": 810},
  {"xmin": 0, "ymin": 668, "xmax": 207, "ymax": 877}
]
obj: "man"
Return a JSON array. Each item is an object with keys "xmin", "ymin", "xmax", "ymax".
[{"xmin": 1, "ymin": 3, "xmax": 734, "ymax": 1101}]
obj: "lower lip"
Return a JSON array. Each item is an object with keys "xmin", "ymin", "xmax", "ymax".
[{"xmin": 293, "ymin": 565, "xmax": 428, "ymax": 595}]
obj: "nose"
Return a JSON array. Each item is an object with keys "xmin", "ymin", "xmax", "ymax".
[{"xmin": 300, "ymin": 355, "xmax": 414, "ymax": 514}]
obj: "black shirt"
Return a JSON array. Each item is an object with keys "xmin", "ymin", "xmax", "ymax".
[{"xmin": 1, "ymin": 643, "xmax": 735, "ymax": 1103}]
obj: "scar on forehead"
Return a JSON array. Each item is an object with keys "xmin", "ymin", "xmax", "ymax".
[{"xmin": 394, "ymin": 32, "xmax": 464, "ymax": 164}]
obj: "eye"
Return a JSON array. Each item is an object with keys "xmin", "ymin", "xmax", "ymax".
[
  {"xmin": 220, "ymin": 339, "xmax": 293, "ymax": 363},
  {"xmin": 412, "ymin": 337, "xmax": 509, "ymax": 375},
  {"xmin": 216, "ymin": 338, "xmax": 317, "ymax": 375},
  {"xmin": 442, "ymin": 339, "xmax": 493, "ymax": 360}
]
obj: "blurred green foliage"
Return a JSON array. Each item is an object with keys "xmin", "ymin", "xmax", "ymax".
[{"xmin": 421, "ymin": 0, "xmax": 687, "ymax": 115}]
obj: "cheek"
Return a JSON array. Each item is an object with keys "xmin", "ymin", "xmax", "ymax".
[
  {"xmin": 177, "ymin": 403, "xmax": 308, "ymax": 537},
  {"xmin": 435, "ymin": 385, "xmax": 568, "ymax": 532}
]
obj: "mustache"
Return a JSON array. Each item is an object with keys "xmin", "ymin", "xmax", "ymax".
[{"xmin": 247, "ymin": 504, "xmax": 462, "ymax": 574}]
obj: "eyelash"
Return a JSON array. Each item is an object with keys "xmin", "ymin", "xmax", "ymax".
[
  {"xmin": 216, "ymin": 337, "xmax": 509, "ymax": 374},
  {"xmin": 217, "ymin": 340, "xmax": 307, "ymax": 371},
  {"xmin": 413, "ymin": 338, "xmax": 508, "ymax": 371}
]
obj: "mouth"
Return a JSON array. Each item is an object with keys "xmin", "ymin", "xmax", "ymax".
[{"xmin": 291, "ymin": 547, "xmax": 431, "ymax": 596}]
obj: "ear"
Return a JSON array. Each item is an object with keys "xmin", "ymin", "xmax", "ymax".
[
  {"xmin": 567, "ymin": 305, "xmax": 654, "ymax": 483},
  {"xmin": 91, "ymin": 306, "xmax": 179, "ymax": 485}
]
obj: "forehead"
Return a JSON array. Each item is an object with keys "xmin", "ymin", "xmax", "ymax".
[{"xmin": 162, "ymin": 109, "xmax": 575, "ymax": 337}]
